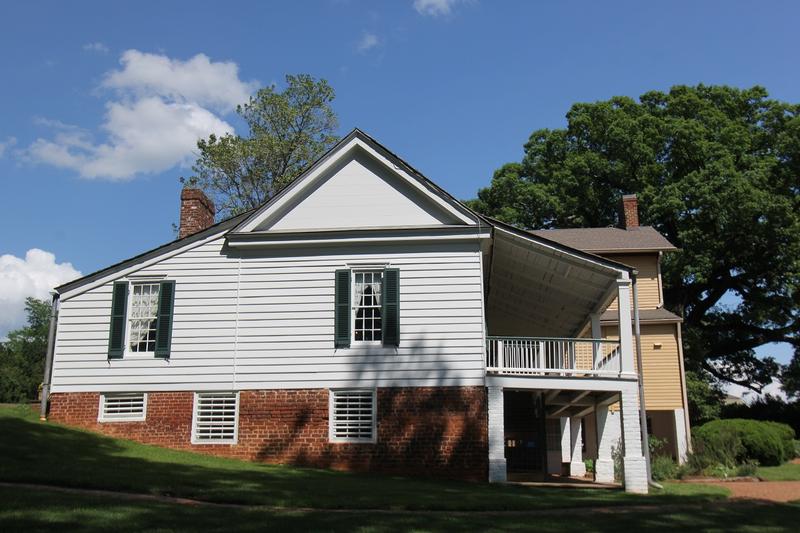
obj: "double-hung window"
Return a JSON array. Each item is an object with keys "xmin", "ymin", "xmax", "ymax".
[
  {"xmin": 353, "ymin": 271, "xmax": 383, "ymax": 342},
  {"xmin": 334, "ymin": 268, "xmax": 399, "ymax": 348},
  {"xmin": 107, "ymin": 279, "xmax": 176, "ymax": 359},
  {"xmin": 127, "ymin": 283, "xmax": 160, "ymax": 353}
]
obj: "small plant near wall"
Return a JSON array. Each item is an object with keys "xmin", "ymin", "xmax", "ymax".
[{"xmin": 584, "ymin": 458, "xmax": 595, "ymax": 474}]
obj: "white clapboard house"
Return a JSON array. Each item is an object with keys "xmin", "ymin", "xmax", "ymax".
[{"xmin": 44, "ymin": 129, "xmax": 667, "ymax": 493}]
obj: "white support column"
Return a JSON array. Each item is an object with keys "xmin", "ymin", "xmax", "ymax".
[
  {"xmin": 594, "ymin": 405, "xmax": 619, "ymax": 483},
  {"xmin": 674, "ymin": 408, "xmax": 689, "ymax": 464},
  {"xmin": 560, "ymin": 417, "xmax": 571, "ymax": 464},
  {"xmin": 487, "ymin": 386, "xmax": 506, "ymax": 482},
  {"xmin": 590, "ymin": 312, "xmax": 602, "ymax": 365},
  {"xmin": 620, "ymin": 386, "xmax": 648, "ymax": 493},
  {"xmin": 616, "ymin": 274, "xmax": 635, "ymax": 375},
  {"xmin": 569, "ymin": 416, "xmax": 586, "ymax": 477}
]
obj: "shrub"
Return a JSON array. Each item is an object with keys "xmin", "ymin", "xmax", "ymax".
[
  {"xmin": 584, "ymin": 458, "xmax": 595, "ymax": 474},
  {"xmin": 762, "ymin": 421, "xmax": 796, "ymax": 460},
  {"xmin": 735, "ymin": 461, "xmax": 758, "ymax": 477},
  {"xmin": 651, "ymin": 455, "xmax": 678, "ymax": 481},
  {"xmin": 694, "ymin": 419, "xmax": 791, "ymax": 466},
  {"xmin": 794, "ymin": 439, "xmax": 800, "ymax": 459},
  {"xmin": 691, "ymin": 423, "xmax": 742, "ymax": 469}
]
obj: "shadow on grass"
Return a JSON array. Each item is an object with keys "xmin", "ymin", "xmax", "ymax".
[
  {"xmin": 1, "ymin": 405, "xmax": 725, "ymax": 511},
  {"xmin": 2, "ymin": 486, "xmax": 799, "ymax": 533}
]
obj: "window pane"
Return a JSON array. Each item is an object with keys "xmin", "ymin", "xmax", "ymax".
[
  {"xmin": 353, "ymin": 271, "xmax": 382, "ymax": 342},
  {"xmin": 128, "ymin": 283, "xmax": 160, "ymax": 352}
]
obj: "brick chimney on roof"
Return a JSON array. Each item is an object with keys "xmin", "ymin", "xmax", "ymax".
[
  {"xmin": 621, "ymin": 194, "xmax": 639, "ymax": 230},
  {"xmin": 179, "ymin": 188, "xmax": 215, "ymax": 239}
]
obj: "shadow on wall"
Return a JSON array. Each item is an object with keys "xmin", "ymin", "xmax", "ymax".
[{"xmin": 247, "ymin": 337, "xmax": 489, "ymax": 481}]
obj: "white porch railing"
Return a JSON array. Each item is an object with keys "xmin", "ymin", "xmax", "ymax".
[{"xmin": 486, "ymin": 336, "xmax": 621, "ymax": 377}]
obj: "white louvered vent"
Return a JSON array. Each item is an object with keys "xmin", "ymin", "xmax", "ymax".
[
  {"xmin": 192, "ymin": 392, "xmax": 239, "ymax": 444},
  {"xmin": 99, "ymin": 393, "xmax": 147, "ymax": 422},
  {"xmin": 330, "ymin": 389, "xmax": 376, "ymax": 443}
]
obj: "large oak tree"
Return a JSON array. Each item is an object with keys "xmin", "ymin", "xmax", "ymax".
[{"xmin": 470, "ymin": 85, "xmax": 800, "ymax": 396}]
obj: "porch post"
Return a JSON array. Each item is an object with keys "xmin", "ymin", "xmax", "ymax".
[
  {"xmin": 616, "ymin": 274, "xmax": 635, "ymax": 375},
  {"xmin": 590, "ymin": 312, "xmax": 602, "ymax": 365},
  {"xmin": 594, "ymin": 404, "xmax": 619, "ymax": 483},
  {"xmin": 674, "ymin": 408, "xmax": 689, "ymax": 464},
  {"xmin": 620, "ymin": 385, "xmax": 649, "ymax": 493},
  {"xmin": 569, "ymin": 416, "xmax": 586, "ymax": 477},
  {"xmin": 560, "ymin": 418, "xmax": 571, "ymax": 464},
  {"xmin": 487, "ymin": 386, "xmax": 506, "ymax": 482}
]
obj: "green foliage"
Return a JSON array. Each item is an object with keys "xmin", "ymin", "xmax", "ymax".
[
  {"xmin": 694, "ymin": 418, "xmax": 794, "ymax": 466},
  {"xmin": 721, "ymin": 394, "xmax": 800, "ymax": 437},
  {"xmin": 686, "ymin": 371, "xmax": 725, "ymax": 426},
  {"xmin": 0, "ymin": 298, "xmax": 51, "ymax": 402},
  {"xmin": 470, "ymin": 85, "xmax": 800, "ymax": 392},
  {"xmin": 648, "ymin": 435, "xmax": 669, "ymax": 457},
  {"xmin": 186, "ymin": 74, "xmax": 339, "ymax": 218},
  {"xmin": 583, "ymin": 458, "xmax": 595, "ymax": 473},
  {"xmin": 651, "ymin": 455, "xmax": 678, "ymax": 481}
]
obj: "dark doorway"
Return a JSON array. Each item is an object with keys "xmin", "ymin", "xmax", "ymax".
[{"xmin": 504, "ymin": 390, "xmax": 546, "ymax": 475}]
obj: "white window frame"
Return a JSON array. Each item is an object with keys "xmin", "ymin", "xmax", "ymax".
[
  {"xmin": 98, "ymin": 392, "xmax": 148, "ymax": 422},
  {"xmin": 329, "ymin": 389, "xmax": 377, "ymax": 443},
  {"xmin": 124, "ymin": 280, "xmax": 162, "ymax": 357},
  {"xmin": 351, "ymin": 269, "xmax": 384, "ymax": 346},
  {"xmin": 191, "ymin": 391, "xmax": 240, "ymax": 445}
]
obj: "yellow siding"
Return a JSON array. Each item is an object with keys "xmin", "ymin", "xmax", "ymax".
[
  {"xmin": 602, "ymin": 323, "xmax": 684, "ymax": 410},
  {"xmin": 604, "ymin": 253, "xmax": 661, "ymax": 311}
]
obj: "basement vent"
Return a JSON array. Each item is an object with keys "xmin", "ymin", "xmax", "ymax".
[
  {"xmin": 99, "ymin": 393, "xmax": 147, "ymax": 422},
  {"xmin": 329, "ymin": 389, "xmax": 376, "ymax": 443},
  {"xmin": 192, "ymin": 392, "xmax": 239, "ymax": 444}
]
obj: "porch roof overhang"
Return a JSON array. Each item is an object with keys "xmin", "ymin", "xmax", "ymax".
[{"xmin": 485, "ymin": 219, "xmax": 634, "ymax": 338}]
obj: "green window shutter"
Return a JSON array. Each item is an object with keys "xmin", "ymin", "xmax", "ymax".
[
  {"xmin": 107, "ymin": 281, "xmax": 128, "ymax": 359},
  {"xmin": 154, "ymin": 280, "xmax": 176, "ymax": 359},
  {"xmin": 382, "ymin": 268, "xmax": 400, "ymax": 347},
  {"xmin": 334, "ymin": 269, "xmax": 351, "ymax": 348}
]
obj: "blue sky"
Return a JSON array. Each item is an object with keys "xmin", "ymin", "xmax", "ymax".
[{"xmin": 0, "ymin": 0, "xmax": 798, "ymax": 371}]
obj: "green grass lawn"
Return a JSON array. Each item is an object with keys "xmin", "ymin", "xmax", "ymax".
[
  {"xmin": 758, "ymin": 462, "xmax": 800, "ymax": 482},
  {"xmin": 2, "ymin": 404, "xmax": 799, "ymax": 531}
]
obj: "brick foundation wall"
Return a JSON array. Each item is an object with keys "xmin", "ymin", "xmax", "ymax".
[{"xmin": 48, "ymin": 386, "xmax": 488, "ymax": 481}]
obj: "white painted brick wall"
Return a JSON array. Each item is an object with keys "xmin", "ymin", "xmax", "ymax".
[{"xmin": 487, "ymin": 386, "xmax": 506, "ymax": 482}]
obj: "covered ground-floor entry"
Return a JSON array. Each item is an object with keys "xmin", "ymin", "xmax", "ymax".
[{"xmin": 488, "ymin": 377, "xmax": 649, "ymax": 493}]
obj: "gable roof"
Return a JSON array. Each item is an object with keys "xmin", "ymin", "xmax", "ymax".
[
  {"xmin": 55, "ymin": 128, "xmax": 638, "ymax": 296},
  {"xmin": 529, "ymin": 226, "xmax": 677, "ymax": 254},
  {"xmin": 232, "ymin": 129, "xmax": 480, "ymax": 233}
]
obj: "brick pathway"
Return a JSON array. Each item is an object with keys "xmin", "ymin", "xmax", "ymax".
[{"xmin": 702, "ymin": 481, "xmax": 800, "ymax": 503}]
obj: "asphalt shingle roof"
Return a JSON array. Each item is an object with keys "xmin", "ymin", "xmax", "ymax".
[{"xmin": 530, "ymin": 226, "xmax": 677, "ymax": 253}]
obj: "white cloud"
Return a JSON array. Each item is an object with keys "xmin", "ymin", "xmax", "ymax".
[
  {"xmin": 29, "ymin": 97, "xmax": 233, "ymax": 180},
  {"xmin": 103, "ymin": 50, "xmax": 257, "ymax": 112},
  {"xmin": 413, "ymin": 0, "xmax": 465, "ymax": 17},
  {"xmin": 25, "ymin": 50, "xmax": 255, "ymax": 180},
  {"xmin": 0, "ymin": 136, "xmax": 16, "ymax": 158},
  {"xmin": 83, "ymin": 42, "xmax": 109, "ymax": 54},
  {"xmin": 357, "ymin": 32, "xmax": 380, "ymax": 53},
  {"xmin": 0, "ymin": 249, "xmax": 81, "ymax": 338}
]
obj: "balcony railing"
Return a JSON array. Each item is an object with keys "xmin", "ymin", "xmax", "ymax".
[{"xmin": 486, "ymin": 336, "xmax": 621, "ymax": 377}]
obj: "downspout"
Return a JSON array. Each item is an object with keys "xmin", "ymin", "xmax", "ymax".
[
  {"xmin": 39, "ymin": 291, "xmax": 60, "ymax": 421},
  {"xmin": 632, "ymin": 274, "xmax": 661, "ymax": 489}
]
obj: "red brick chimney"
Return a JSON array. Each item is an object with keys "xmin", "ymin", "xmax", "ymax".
[
  {"xmin": 179, "ymin": 188, "xmax": 215, "ymax": 239},
  {"xmin": 621, "ymin": 194, "xmax": 639, "ymax": 229}
]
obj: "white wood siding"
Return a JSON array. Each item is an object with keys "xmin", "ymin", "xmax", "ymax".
[
  {"xmin": 258, "ymin": 150, "xmax": 459, "ymax": 231},
  {"xmin": 51, "ymin": 238, "xmax": 486, "ymax": 393}
]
